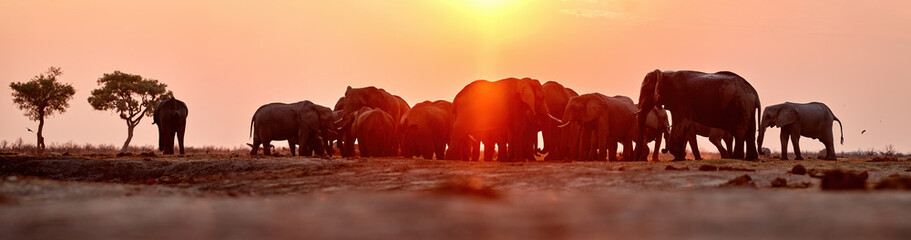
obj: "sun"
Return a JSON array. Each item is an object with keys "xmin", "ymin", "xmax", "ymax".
[{"xmin": 467, "ymin": 0, "xmax": 515, "ymax": 11}]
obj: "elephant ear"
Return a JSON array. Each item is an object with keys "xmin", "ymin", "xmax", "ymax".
[
  {"xmin": 651, "ymin": 69, "xmax": 663, "ymax": 105},
  {"xmin": 581, "ymin": 96, "xmax": 606, "ymax": 123},
  {"xmin": 775, "ymin": 107, "xmax": 799, "ymax": 127},
  {"xmin": 300, "ymin": 110, "xmax": 319, "ymax": 131},
  {"xmin": 516, "ymin": 80, "xmax": 537, "ymax": 116}
]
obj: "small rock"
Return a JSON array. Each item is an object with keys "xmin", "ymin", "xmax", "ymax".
[
  {"xmin": 719, "ymin": 174, "xmax": 757, "ymax": 188},
  {"xmin": 698, "ymin": 165, "xmax": 718, "ymax": 171},
  {"xmin": 116, "ymin": 152, "xmax": 133, "ymax": 157},
  {"xmin": 874, "ymin": 176, "xmax": 911, "ymax": 190},
  {"xmin": 719, "ymin": 166, "xmax": 756, "ymax": 172},
  {"xmin": 789, "ymin": 165, "xmax": 807, "ymax": 175},
  {"xmin": 62, "ymin": 152, "xmax": 70, "ymax": 156},
  {"xmin": 820, "ymin": 170, "xmax": 868, "ymax": 190},
  {"xmin": 807, "ymin": 168, "xmax": 827, "ymax": 178},
  {"xmin": 771, "ymin": 178, "xmax": 788, "ymax": 187}
]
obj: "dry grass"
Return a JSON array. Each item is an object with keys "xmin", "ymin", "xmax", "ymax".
[{"xmin": 0, "ymin": 138, "xmax": 250, "ymax": 155}]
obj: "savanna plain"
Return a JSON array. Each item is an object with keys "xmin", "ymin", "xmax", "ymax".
[{"xmin": 2, "ymin": 148, "xmax": 911, "ymax": 240}]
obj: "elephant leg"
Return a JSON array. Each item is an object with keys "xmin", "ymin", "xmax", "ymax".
[
  {"xmin": 420, "ymin": 141, "xmax": 434, "ymax": 160},
  {"xmin": 289, "ymin": 142, "xmax": 297, "ymax": 156},
  {"xmin": 605, "ymin": 139, "xmax": 615, "ymax": 161},
  {"xmin": 177, "ymin": 124, "xmax": 186, "ymax": 155},
  {"xmin": 667, "ymin": 120, "xmax": 688, "ymax": 161},
  {"xmin": 822, "ymin": 132, "xmax": 837, "ymax": 160},
  {"xmin": 779, "ymin": 128, "xmax": 790, "ymax": 160},
  {"xmin": 358, "ymin": 139, "xmax": 368, "ymax": 157},
  {"xmin": 732, "ymin": 135, "xmax": 745, "ymax": 160},
  {"xmin": 500, "ymin": 136, "xmax": 513, "ymax": 162},
  {"xmin": 578, "ymin": 126, "xmax": 592, "ymax": 161},
  {"xmin": 651, "ymin": 132, "xmax": 663, "ymax": 162},
  {"xmin": 621, "ymin": 140, "xmax": 633, "ymax": 161},
  {"xmin": 745, "ymin": 124, "xmax": 759, "ymax": 161},
  {"xmin": 595, "ymin": 125, "xmax": 609, "ymax": 161},
  {"xmin": 251, "ymin": 137, "xmax": 261, "ymax": 155},
  {"xmin": 435, "ymin": 142, "xmax": 446, "ymax": 160},
  {"xmin": 469, "ymin": 139, "xmax": 480, "ymax": 161},
  {"xmin": 709, "ymin": 135, "xmax": 726, "ymax": 159},
  {"xmin": 263, "ymin": 140, "xmax": 272, "ymax": 156},
  {"xmin": 688, "ymin": 130, "xmax": 702, "ymax": 160},
  {"xmin": 724, "ymin": 137, "xmax": 734, "ymax": 158},
  {"xmin": 791, "ymin": 129, "xmax": 803, "ymax": 160}
]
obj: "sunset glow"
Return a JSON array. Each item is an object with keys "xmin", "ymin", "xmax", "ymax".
[{"xmin": 2, "ymin": 1, "xmax": 910, "ymax": 153}]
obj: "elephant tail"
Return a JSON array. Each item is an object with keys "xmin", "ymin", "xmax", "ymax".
[
  {"xmin": 249, "ymin": 117, "xmax": 255, "ymax": 139},
  {"xmin": 835, "ymin": 117, "xmax": 844, "ymax": 145}
]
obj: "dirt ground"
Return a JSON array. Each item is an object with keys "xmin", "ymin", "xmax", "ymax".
[{"xmin": 2, "ymin": 154, "xmax": 911, "ymax": 240}]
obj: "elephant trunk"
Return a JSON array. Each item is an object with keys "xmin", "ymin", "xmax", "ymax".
[
  {"xmin": 757, "ymin": 119, "xmax": 769, "ymax": 155},
  {"xmin": 634, "ymin": 107, "xmax": 652, "ymax": 162}
]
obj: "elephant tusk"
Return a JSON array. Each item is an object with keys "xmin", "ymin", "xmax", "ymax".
[{"xmin": 557, "ymin": 120, "xmax": 572, "ymax": 128}]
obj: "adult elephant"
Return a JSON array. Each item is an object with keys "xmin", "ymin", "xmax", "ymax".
[
  {"xmin": 635, "ymin": 70, "xmax": 761, "ymax": 161},
  {"xmin": 153, "ymin": 98, "xmax": 188, "ymax": 155},
  {"xmin": 540, "ymin": 81, "xmax": 580, "ymax": 161},
  {"xmin": 249, "ymin": 101, "xmax": 334, "ymax": 156},
  {"xmin": 758, "ymin": 102, "xmax": 844, "ymax": 160},
  {"xmin": 352, "ymin": 107, "xmax": 396, "ymax": 157},
  {"xmin": 335, "ymin": 86, "xmax": 406, "ymax": 157},
  {"xmin": 557, "ymin": 93, "xmax": 642, "ymax": 161},
  {"xmin": 401, "ymin": 100, "xmax": 452, "ymax": 160},
  {"xmin": 447, "ymin": 77, "xmax": 551, "ymax": 162},
  {"xmin": 681, "ymin": 123, "xmax": 735, "ymax": 160}
]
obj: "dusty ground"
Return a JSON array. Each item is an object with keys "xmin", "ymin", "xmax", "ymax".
[{"xmin": 1, "ymin": 154, "xmax": 911, "ymax": 239}]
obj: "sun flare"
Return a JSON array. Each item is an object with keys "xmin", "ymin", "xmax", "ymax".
[{"xmin": 467, "ymin": 0, "xmax": 515, "ymax": 11}]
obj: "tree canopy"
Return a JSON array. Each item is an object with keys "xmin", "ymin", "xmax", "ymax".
[
  {"xmin": 88, "ymin": 71, "xmax": 172, "ymax": 151},
  {"xmin": 9, "ymin": 66, "xmax": 76, "ymax": 149},
  {"xmin": 9, "ymin": 66, "xmax": 76, "ymax": 121}
]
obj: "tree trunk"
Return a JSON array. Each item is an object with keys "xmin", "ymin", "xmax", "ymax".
[
  {"xmin": 122, "ymin": 121, "xmax": 135, "ymax": 152},
  {"xmin": 37, "ymin": 115, "xmax": 45, "ymax": 150}
]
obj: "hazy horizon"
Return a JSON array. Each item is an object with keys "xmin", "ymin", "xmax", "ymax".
[{"xmin": 2, "ymin": 0, "xmax": 910, "ymax": 154}]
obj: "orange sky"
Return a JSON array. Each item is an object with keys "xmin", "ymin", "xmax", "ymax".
[{"xmin": 2, "ymin": 0, "xmax": 910, "ymax": 153}]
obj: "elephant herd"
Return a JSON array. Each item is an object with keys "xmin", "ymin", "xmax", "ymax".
[{"xmin": 155, "ymin": 69, "xmax": 845, "ymax": 162}]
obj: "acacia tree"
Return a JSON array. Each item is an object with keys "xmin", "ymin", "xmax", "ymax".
[
  {"xmin": 9, "ymin": 66, "xmax": 76, "ymax": 150},
  {"xmin": 88, "ymin": 71, "xmax": 172, "ymax": 151}
]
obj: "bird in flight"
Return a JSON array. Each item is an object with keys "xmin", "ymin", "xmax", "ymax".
[
  {"xmin": 27, "ymin": 128, "xmax": 33, "ymax": 132},
  {"xmin": 861, "ymin": 130, "xmax": 866, "ymax": 134}
]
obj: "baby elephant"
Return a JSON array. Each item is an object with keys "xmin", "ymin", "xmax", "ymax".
[{"xmin": 758, "ymin": 102, "xmax": 844, "ymax": 160}]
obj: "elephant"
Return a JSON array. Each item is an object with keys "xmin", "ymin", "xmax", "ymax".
[
  {"xmin": 635, "ymin": 70, "xmax": 761, "ymax": 161},
  {"xmin": 557, "ymin": 93, "xmax": 641, "ymax": 161},
  {"xmin": 153, "ymin": 97, "xmax": 188, "ymax": 155},
  {"xmin": 638, "ymin": 106, "xmax": 670, "ymax": 161},
  {"xmin": 249, "ymin": 101, "xmax": 334, "ymax": 156},
  {"xmin": 447, "ymin": 77, "xmax": 552, "ymax": 162},
  {"xmin": 758, "ymin": 102, "xmax": 844, "ymax": 160},
  {"xmin": 679, "ymin": 123, "xmax": 735, "ymax": 160},
  {"xmin": 352, "ymin": 107, "xmax": 396, "ymax": 157},
  {"xmin": 540, "ymin": 81, "xmax": 580, "ymax": 161},
  {"xmin": 296, "ymin": 104, "xmax": 336, "ymax": 157},
  {"xmin": 400, "ymin": 100, "xmax": 452, "ymax": 160},
  {"xmin": 335, "ymin": 86, "xmax": 407, "ymax": 157}
]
